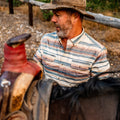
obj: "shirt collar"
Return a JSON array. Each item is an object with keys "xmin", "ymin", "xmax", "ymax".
[
  {"xmin": 70, "ymin": 28, "xmax": 85, "ymax": 44},
  {"xmin": 58, "ymin": 29, "xmax": 85, "ymax": 50}
]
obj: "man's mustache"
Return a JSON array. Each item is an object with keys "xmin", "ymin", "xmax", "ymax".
[{"xmin": 54, "ymin": 23, "xmax": 60, "ymax": 28}]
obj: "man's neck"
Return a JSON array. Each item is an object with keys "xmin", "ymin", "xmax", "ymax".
[
  {"xmin": 61, "ymin": 38, "xmax": 67, "ymax": 50},
  {"xmin": 60, "ymin": 28, "xmax": 83, "ymax": 50}
]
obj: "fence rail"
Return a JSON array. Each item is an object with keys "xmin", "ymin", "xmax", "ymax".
[
  {"xmin": 8, "ymin": 0, "xmax": 120, "ymax": 29},
  {"xmin": 85, "ymin": 12, "xmax": 120, "ymax": 29}
]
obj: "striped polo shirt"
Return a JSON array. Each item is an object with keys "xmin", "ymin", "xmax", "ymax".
[{"xmin": 34, "ymin": 30, "xmax": 110, "ymax": 87}]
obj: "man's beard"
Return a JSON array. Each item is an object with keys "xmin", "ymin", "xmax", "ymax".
[{"xmin": 56, "ymin": 19, "xmax": 72, "ymax": 39}]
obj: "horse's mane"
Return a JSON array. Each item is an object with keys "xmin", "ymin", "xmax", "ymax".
[
  {"xmin": 51, "ymin": 70, "xmax": 120, "ymax": 100},
  {"xmin": 51, "ymin": 70, "xmax": 120, "ymax": 120}
]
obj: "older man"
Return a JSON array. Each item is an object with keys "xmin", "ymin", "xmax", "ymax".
[
  {"xmin": 33, "ymin": 0, "xmax": 110, "ymax": 120},
  {"xmin": 34, "ymin": 0, "xmax": 110, "ymax": 88}
]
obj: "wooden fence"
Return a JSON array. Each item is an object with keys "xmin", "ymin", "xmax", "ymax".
[{"xmin": 8, "ymin": 0, "xmax": 120, "ymax": 29}]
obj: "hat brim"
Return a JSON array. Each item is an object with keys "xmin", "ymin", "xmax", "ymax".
[{"xmin": 40, "ymin": 3, "xmax": 95, "ymax": 19}]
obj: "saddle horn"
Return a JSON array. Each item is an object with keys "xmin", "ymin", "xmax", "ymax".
[{"xmin": 7, "ymin": 33, "xmax": 31, "ymax": 47}]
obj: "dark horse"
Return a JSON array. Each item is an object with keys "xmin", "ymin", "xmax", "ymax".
[
  {"xmin": 32, "ymin": 75, "xmax": 120, "ymax": 120},
  {"xmin": 48, "ymin": 76, "xmax": 120, "ymax": 120},
  {"xmin": 0, "ymin": 34, "xmax": 120, "ymax": 120}
]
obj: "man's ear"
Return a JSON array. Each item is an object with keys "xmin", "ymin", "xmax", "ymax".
[
  {"xmin": 74, "ymin": 12, "xmax": 80, "ymax": 18},
  {"xmin": 71, "ymin": 12, "xmax": 80, "ymax": 23}
]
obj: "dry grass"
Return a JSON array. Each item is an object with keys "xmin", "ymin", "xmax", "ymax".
[
  {"xmin": 1, "ymin": 4, "xmax": 120, "ymax": 43},
  {"xmin": 14, "ymin": 4, "xmax": 44, "ymax": 20},
  {"xmin": 83, "ymin": 20, "xmax": 120, "ymax": 43},
  {"xmin": 105, "ymin": 28, "xmax": 120, "ymax": 42},
  {"xmin": 0, "ymin": 6, "xmax": 9, "ymax": 12}
]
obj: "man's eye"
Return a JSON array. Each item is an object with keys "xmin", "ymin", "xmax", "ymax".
[{"xmin": 55, "ymin": 14, "xmax": 60, "ymax": 17}]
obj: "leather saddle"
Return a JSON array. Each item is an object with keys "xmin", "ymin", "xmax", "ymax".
[{"xmin": 0, "ymin": 34, "xmax": 42, "ymax": 120}]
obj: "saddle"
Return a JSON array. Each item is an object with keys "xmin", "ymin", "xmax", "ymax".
[{"xmin": 0, "ymin": 34, "xmax": 42, "ymax": 120}]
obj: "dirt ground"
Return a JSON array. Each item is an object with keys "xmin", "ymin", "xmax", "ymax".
[
  {"xmin": 0, "ymin": 5, "xmax": 120, "ymax": 74},
  {"xmin": 0, "ymin": 5, "xmax": 56, "ymax": 69}
]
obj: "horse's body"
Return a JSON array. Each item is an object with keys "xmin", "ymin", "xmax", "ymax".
[
  {"xmin": 49, "ymin": 92, "xmax": 119, "ymax": 120},
  {"xmin": 48, "ymin": 76, "xmax": 120, "ymax": 120},
  {"xmin": 24, "ymin": 78, "xmax": 120, "ymax": 120}
]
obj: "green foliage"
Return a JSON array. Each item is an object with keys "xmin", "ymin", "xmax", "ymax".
[
  {"xmin": 87, "ymin": 0, "xmax": 120, "ymax": 12},
  {"xmin": 7, "ymin": 0, "xmax": 23, "ymax": 7},
  {"xmin": 35, "ymin": 0, "xmax": 50, "ymax": 3},
  {"xmin": 35, "ymin": 0, "xmax": 52, "ymax": 21},
  {"xmin": 41, "ymin": 10, "xmax": 53, "ymax": 21}
]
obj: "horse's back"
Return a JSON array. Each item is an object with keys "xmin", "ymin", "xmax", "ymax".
[{"xmin": 49, "ymin": 92, "xmax": 119, "ymax": 120}]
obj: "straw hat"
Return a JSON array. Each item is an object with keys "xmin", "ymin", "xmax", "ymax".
[{"xmin": 40, "ymin": 0, "xmax": 94, "ymax": 19}]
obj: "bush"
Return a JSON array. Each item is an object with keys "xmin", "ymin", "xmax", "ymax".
[
  {"xmin": 41, "ymin": 10, "xmax": 53, "ymax": 21},
  {"xmin": 36, "ymin": 0, "xmax": 52, "ymax": 21},
  {"xmin": 7, "ymin": 0, "xmax": 23, "ymax": 7},
  {"xmin": 86, "ymin": 0, "xmax": 120, "ymax": 12},
  {"xmin": 35, "ymin": 0, "xmax": 50, "ymax": 3}
]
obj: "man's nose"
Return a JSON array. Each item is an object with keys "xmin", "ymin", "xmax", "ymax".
[{"xmin": 51, "ymin": 15, "xmax": 57, "ymax": 23}]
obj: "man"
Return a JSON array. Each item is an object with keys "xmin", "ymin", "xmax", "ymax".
[
  {"xmin": 33, "ymin": 0, "xmax": 110, "ymax": 88},
  {"xmin": 33, "ymin": 0, "xmax": 110, "ymax": 120}
]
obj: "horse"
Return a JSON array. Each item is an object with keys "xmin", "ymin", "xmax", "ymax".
[
  {"xmin": 48, "ymin": 76, "xmax": 120, "ymax": 120},
  {"xmin": 32, "ymin": 75, "xmax": 120, "ymax": 120},
  {"xmin": 0, "ymin": 34, "xmax": 120, "ymax": 120}
]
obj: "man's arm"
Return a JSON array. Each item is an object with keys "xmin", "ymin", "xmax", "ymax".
[{"xmin": 91, "ymin": 48, "xmax": 110, "ymax": 79}]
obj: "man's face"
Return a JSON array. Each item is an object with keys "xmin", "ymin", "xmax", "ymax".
[{"xmin": 51, "ymin": 10, "xmax": 73, "ymax": 39}]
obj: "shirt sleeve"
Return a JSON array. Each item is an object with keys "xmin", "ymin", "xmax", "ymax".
[{"xmin": 91, "ymin": 47, "xmax": 110, "ymax": 79}]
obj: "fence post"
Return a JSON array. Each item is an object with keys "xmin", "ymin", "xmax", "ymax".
[
  {"xmin": 28, "ymin": 3, "xmax": 33, "ymax": 26},
  {"xmin": 9, "ymin": 0, "xmax": 14, "ymax": 14}
]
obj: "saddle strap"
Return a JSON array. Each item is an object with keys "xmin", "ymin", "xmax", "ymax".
[{"xmin": 0, "ymin": 86, "xmax": 10, "ymax": 120}]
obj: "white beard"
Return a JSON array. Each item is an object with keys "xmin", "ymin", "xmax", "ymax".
[{"xmin": 56, "ymin": 19, "xmax": 73, "ymax": 39}]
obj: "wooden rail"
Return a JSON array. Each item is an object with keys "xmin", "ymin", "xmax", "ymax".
[
  {"xmin": 85, "ymin": 12, "xmax": 120, "ymax": 29},
  {"xmin": 8, "ymin": 0, "xmax": 120, "ymax": 29}
]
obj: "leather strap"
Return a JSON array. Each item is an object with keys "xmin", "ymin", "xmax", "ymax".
[{"xmin": 0, "ymin": 86, "xmax": 9, "ymax": 120}]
